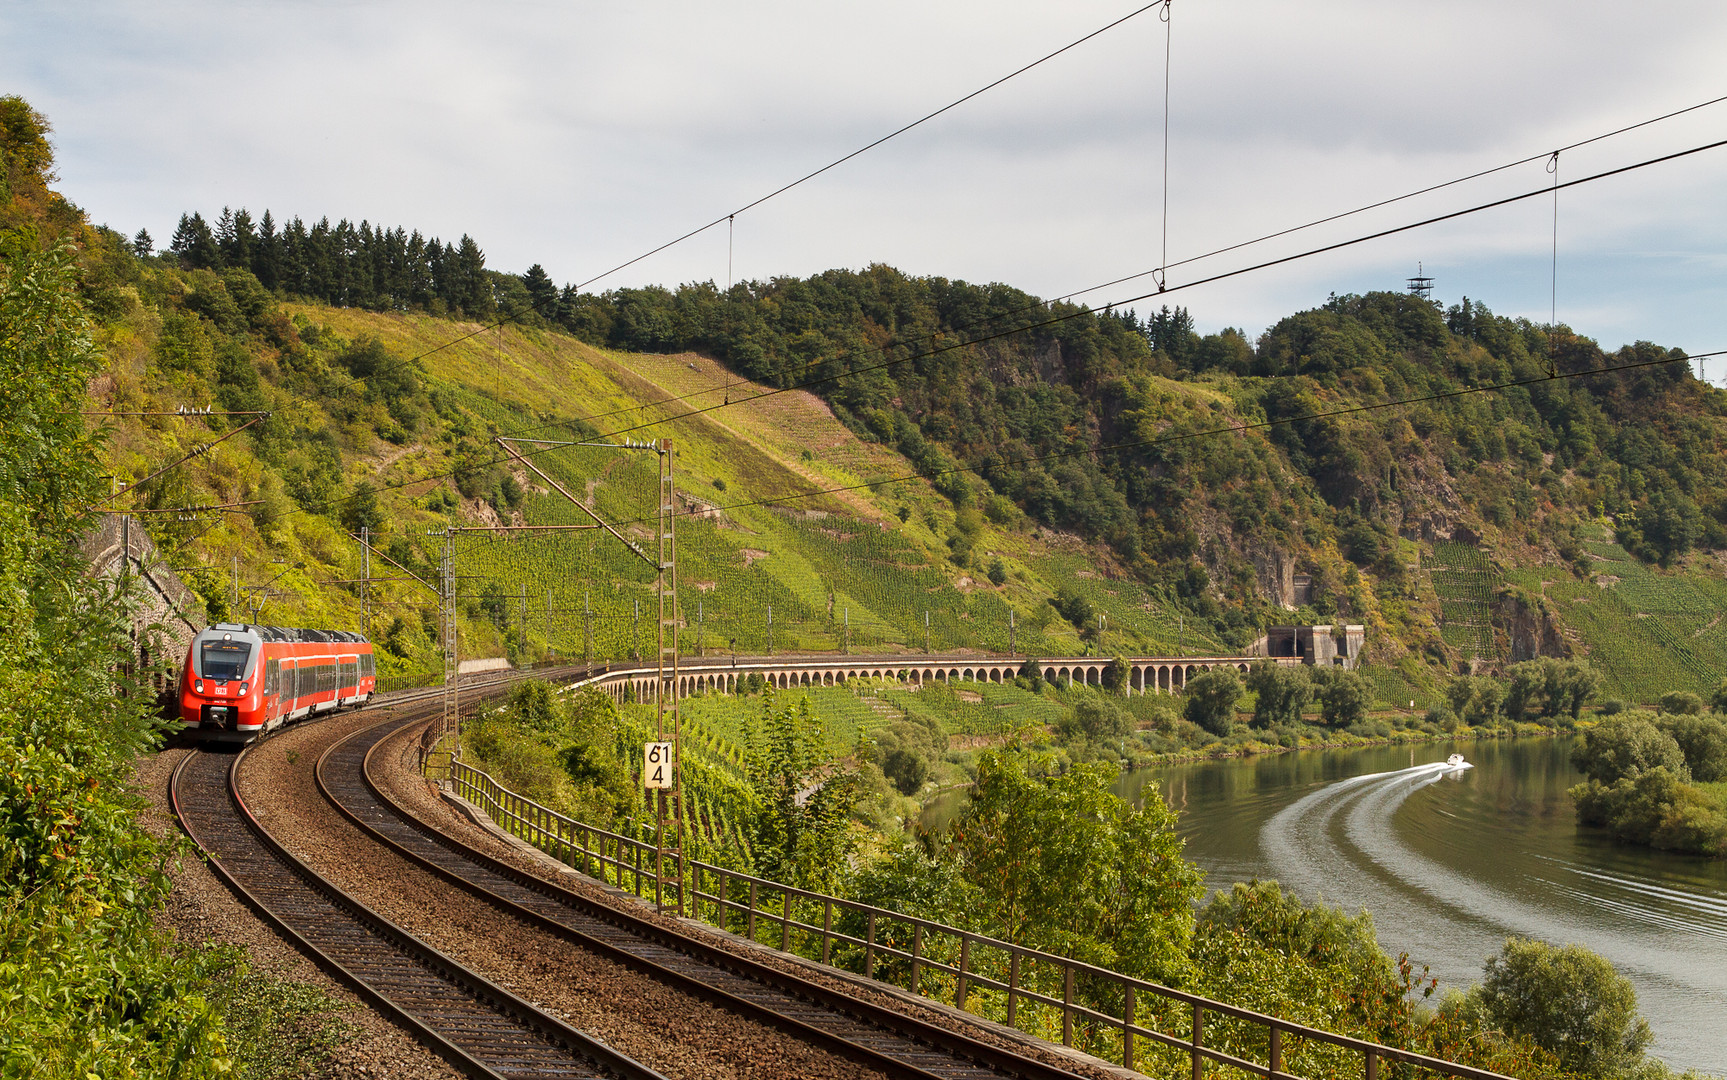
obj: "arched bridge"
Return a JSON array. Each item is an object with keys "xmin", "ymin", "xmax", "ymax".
[{"xmin": 585, "ymin": 652, "xmax": 1288, "ymax": 705}]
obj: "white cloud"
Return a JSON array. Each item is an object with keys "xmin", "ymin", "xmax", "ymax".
[{"xmin": 7, "ymin": 0, "xmax": 1725, "ymax": 352}]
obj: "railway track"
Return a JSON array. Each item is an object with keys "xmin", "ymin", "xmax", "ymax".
[
  {"xmin": 319, "ymin": 713, "xmax": 1095, "ymax": 1080},
  {"xmin": 171, "ymin": 688, "xmax": 664, "ymax": 1080}
]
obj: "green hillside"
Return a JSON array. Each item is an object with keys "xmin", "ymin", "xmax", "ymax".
[{"xmin": 57, "ymin": 184, "xmax": 1725, "ymax": 707}]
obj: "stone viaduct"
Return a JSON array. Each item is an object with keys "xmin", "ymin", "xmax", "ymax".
[{"xmin": 589, "ymin": 652, "xmax": 1293, "ymax": 705}]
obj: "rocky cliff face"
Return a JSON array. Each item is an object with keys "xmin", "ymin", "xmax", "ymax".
[{"xmin": 1492, "ymin": 591, "xmax": 1570, "ymax": 663}]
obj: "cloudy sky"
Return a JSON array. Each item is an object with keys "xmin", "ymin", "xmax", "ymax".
[{"xmin": 9, "ymin": 1, "xmax": 1727, "ymax": 368}]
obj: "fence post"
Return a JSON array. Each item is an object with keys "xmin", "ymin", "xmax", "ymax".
[
  {"xmin": 748, "ymin": 879, "xmax": 758, "ymax": 941},
  {"xmin": 866, "ymin": 912, "xmax": 877, "ymax": 979},
  {"xmin": 822, "ymin": 899, "xmax": 833, "ymax": 966},
  {"xmin": 1192, "ymin": 1003, "xmax": 1205, "ymax": 1080},
  {"xmin": 780, "ymin": 885, "xmax": 791, "ymax": 951},
  {"xmin": 1124, "ymin": 983, "xmax": 1135, "ymax": 1071},
  {"xmin": 911, "ymin": 923, "xmax": 924, "ymax": 993},
  {"xmin": 1268, "ymin": 1026, "xmax": 1282, "ymax": 1080},
  {"xmin": 719, "ymin": 874, "xmax": 729, "ymax": 933},
  {"xmin": 956, "ymin": 938, "xmax": 971, "ymax": 1012},
  {"xmin": 1365, "ymin": 1050, "xmax": 1378, "ymax": 1080},
  {"xmin": 1062, "ymin": 965, "xmax": 1074, "ymax": 1047},
  {"xmin": 1007, "ymin": 951, "xmax": 1020, "ymax": 1027}
]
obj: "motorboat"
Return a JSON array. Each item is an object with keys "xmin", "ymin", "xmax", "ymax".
[{"xmin": 1444, "ymin": 753, "xmax": 1472, "ymax": 770}]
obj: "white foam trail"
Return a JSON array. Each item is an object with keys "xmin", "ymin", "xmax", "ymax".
[
  {"xmin": 1250, "ymin": 754, "xmax": 1727, "ymax": 1071},
  {"xmin": 1264, "ymin": 761, "xmax": 1727, "ymax": 981}
]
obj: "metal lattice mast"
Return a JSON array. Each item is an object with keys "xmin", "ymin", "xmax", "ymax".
[
  {"xmin": 360, "ymin": 524, "xmax": 371, "ymax": 639},
  {"xmin": 440, "ymin": 529, "xmax": 458, "ymax": 749},
  {"xmin": 655, "ymin": 439, "xmax": 685, "ymax": 916}
]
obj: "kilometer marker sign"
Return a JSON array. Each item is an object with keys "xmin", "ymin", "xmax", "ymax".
[{"xmin": 643, "ymin": 741, "xmax": 674, "ymax": 789}]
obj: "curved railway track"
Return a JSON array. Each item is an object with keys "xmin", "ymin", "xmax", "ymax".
[
  {"xmin": 319, "ymin": 713, "xmax": 1094, "ymax": 1080},
  {"xmin": 171, "ymin": 693, "xmax": 664, "ymax": 1080}
]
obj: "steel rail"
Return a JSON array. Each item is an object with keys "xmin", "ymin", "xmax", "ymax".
[
  {"xmin": 323, "ymin": 714, "xmax": 1092, "ymax": 1080},
  {"xmin": 171, "ymin": 690, "xmax": 661, "ymax": 1080}
]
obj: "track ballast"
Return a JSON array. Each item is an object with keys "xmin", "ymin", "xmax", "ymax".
[{"xmin": 171, "ymin": 724, "xmax": 664, "ymax": 1080}]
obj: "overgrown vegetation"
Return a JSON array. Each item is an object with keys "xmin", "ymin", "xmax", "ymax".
[
  {"xmin": 0, "ymin": 95, "xmax": 351, "ymax": 1079},
  {"xmin": 1569, "ymin": 700, "xmax": 1727, "ymax": 856}
]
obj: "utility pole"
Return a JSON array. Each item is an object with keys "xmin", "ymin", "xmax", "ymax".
[
  {"xmin": 696, "ymin": 599, "xmax": 704, "ymax": 658},
  {"xmin": 1009, "ymin": 607, "xmax": 1016, "ymax": 656},
  {"xmin": 490, "ymin": 433, "xmax": 683, "ymax": 915},
  {"xmin": 360, "ymin": 525, "xmax": 370, "ymax": 639},
  {"xmin": 584, "ymin": 591, "xmax": 592, "ymax": 663},
  {"xmin": 767, "ymin": 604, "xmax": 773, "ymax": 655},
  {"xmin": 546, "ymin": 590, "xmax": 554, "ymax": 659},
  {"xmin": 652, "ymin": 438, "xmax": 684, "ymax": 917},
  {"xmin": 633, "ymin": 599, "xmax": 641, "ymax": 661},
  {"xmin": 924, "ymin": 610, "xmax": 931, "ymax": 654},
  {"xmin": 844, "ymin": 607, "xmax": 850, "ymax": 654},
  {"xmin": 231, "ymin": 555, "xmax": 239, "ymax": 614},
  {"xmin": 438, "ymin": 529, "xmax": 458, "ymax": 750}
]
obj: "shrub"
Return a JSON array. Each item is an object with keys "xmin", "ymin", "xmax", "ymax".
[
  {"xmin": 1473, "ymin": 937, "xmax": 1652, "ymax": 1078},
  {"xmin": 1658, "ymin": 690, "xmax": 1705, "ymax": 716},
  {"xmin": 1183, "ymin": 667, "xmax": 1243, "ymax": 736},
  {"xmin": 1059, "ymin": 698, "xmax": 1133, "ymax": 740},
  {"xmin": 1571, "ymin": 714, "xmax": 1689, "ymax": 785},
  {"xmin": 1247, "ymin": 662, "xmax": 1312, "ymax": 730},
  {"xmin": 1657, "ymin": 713, "xmax": 1727, "ymax": 782}
]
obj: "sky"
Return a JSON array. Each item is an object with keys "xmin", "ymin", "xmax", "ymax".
[{"xmin": 7, "ymin": 0, "xmax": 1727, "ymax": 374}]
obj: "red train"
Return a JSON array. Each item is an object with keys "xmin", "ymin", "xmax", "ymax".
[{"xmin": 179, "ymin": 622, "xmax": 376, "ymax": 741}]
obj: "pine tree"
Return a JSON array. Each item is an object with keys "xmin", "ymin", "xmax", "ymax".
[
  {"xmin": 218, "ymin": 207, "xmax": 254, "ymax": 269},
  {"xmin": 455, "ymin": 235, "xmax": 493, "ymax": 318},
  {"xmin": 131, "ymin": 228, "xmax": 152, "ymax": 257},
  {"xmin": 168, "ymin": 212, "xmax": 220, "ymax": 269},
  {"xmin": 253, "ymin": 209, "xmax": 281, "ymax": 289},
  {"xmin": 521, "ymin": 263, "xmax": 558, "ymax": 317}
]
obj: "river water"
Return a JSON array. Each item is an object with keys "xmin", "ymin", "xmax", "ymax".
[{"xmin": 1111, "ymin": 737, "xmax": 1727, "ymax": 1073}]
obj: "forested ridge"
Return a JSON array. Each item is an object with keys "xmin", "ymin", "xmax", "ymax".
[{"xmin": 163, "ymin": 199, "xmax": 1727, "ymax": 670}]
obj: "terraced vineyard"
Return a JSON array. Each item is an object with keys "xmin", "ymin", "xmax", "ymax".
[
  {"xmin": 1424, "ymin": 542, "xmax": 1499, "ymax": 662},
  {"xmin": 1503, "ymin": 539, "xmax": 1727, "ymax": 703}
]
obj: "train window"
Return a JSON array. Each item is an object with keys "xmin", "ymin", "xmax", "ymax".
[{"xmin": 200, "ymin": 641, "xmax": 252, "ymax": 680}]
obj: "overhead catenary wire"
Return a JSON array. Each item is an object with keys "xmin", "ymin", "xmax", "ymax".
[
  {"xmin": 294, "ymin": 129, "xmax": 1727, "ymax": 522},
  {"xmin": 570, "ymin": 2, "xmax": 1169, "ymax": 294},
  {"xmin": 1156, "ymin": 0, "xmax": 1173, "ymax": 291},
  {"xmin": 485, "ymin": 90, "xmax": 1727, "ymax": 446},
  {"xmin": 295, "ymin": 88, "xmax": 1727, "ymax": 432}
]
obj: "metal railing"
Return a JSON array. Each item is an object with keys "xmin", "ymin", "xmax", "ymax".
[{"xmin": 443, "ymin": 756, "xmax": 1512, "ymax": 1080}]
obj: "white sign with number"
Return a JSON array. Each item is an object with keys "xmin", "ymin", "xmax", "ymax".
[{"xmin": 643, "ymin": 741, "xmax": 674, "ymax": 789}]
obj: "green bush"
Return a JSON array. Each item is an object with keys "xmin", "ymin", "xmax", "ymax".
[
  {"xmin": 1472, "ymin": 937, "xmax": 1652, "ymax": 1079},
  {"xmin": 1658, "ymin": 690, "xmax": 1706, "ymax": 716},
  {"xmin": 1183, "ymin": 667, "xmax": 1243, "ymax": 736},
  {"xmin": 1571, "ymin": 714, "xmax": 1689, "ymax": 784},
  {"xmin": 1658, "ymin": 713, "xmax": 1727, "ymax": 782},
  {"xmin": 1246, "ymin": 662, "xmax": 1311, "ymax": 730}
]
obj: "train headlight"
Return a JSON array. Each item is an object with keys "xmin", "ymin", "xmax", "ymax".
[
  {"xmin": 239, "ymin": 682, "xmax": 249, "ymax": 696},
  {"xmin": 194, "ymin": 678, "xmax": 203, "ymax": 693}
]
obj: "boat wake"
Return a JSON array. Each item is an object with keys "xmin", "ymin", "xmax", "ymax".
[{"xmin": 1256, "ymin": 756, "xmax": 1727, "ymax": 1067}]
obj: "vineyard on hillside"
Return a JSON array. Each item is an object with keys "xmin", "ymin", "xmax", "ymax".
[
  {"xmin": 1503, "ymin": 538, "xmax": 1727, "ymax": 703},
  {"xmin": 1423, "ymin": 542, "xmax": 1499, "ymax": 663}
]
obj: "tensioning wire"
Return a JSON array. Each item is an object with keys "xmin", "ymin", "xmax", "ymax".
[
  {"xmin": 295, "ymin": 130, "xmax": 1727, "ymax": 523},
  {"xmin": 488, "ymin": 89, "xmax": 1727, "ymax": 446}
]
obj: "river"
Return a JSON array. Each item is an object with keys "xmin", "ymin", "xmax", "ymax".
[{"xmin": 1109, "ymin": 737, "xmax": 1727, "ymax": 1073}]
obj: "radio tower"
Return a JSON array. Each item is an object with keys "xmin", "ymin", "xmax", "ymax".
[{"xmin": 1407, "ymin": 262, "xmax": 1435, "ymax": 301}]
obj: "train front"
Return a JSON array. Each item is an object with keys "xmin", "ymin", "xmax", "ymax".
[{"xmin": 180, "ymin": 624, "xmax": 266, "ymax": 740}]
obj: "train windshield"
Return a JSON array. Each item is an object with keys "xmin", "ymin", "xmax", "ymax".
[{"xmin": 200, "ymin": 640, "xmax": 253, "ymax": 680}]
